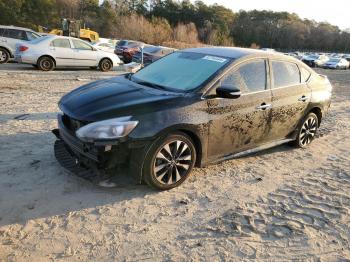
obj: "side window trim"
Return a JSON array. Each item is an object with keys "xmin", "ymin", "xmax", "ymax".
[
  {"xmin": 270, "ymin": 59, "xmax": 302, "ymax": 89},
  {"xmin": 72, "ymin": 39, "xmax": 93, "ymax": 50},
  {"xmin": 297, "ymin": 64, "xmax": 312, "ymax": 83},
  {"xmin": 202, "ymin": 57, "xmax": 270, "ymax": 98},
  {"xmin": 219, "ymin": 58, "xmax": 268, "ymax": 95},
  {"xmin": 51, "ymin": 39, "xmax": 72, "ymax": 48}
]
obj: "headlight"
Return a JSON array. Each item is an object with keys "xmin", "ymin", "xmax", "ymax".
[{"xmin": 76, "ymin": 116, "xmax": 138, "ymax": 142}]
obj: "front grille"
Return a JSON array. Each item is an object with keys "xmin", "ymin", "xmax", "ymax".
[
  {"xmin": 62, "ymin": 114, "xmax": 87, "ymax": 133},
  {"xmin": 58, "ymin": 114, "xmax": 99, "ymax": 162}
]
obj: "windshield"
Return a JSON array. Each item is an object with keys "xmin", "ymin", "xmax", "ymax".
[
  {"xmin": 131, "ymin": 52, "xmax": 230, "ymax": 92},
  {"xmin": 117, "ymin": 40, "xmax": 128, "ymax": 47}
]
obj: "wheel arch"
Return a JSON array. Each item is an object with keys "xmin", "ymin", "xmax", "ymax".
[
  {"xmin": 307, "ymin": 107, "xmax": 323, "ymax": 127},
  {"xmin": 0, "ymin": 46, "xmax": 13, "ymax": 57},
  {"xmin": 152, "ymin": 124, "xmax": 205, "ymax": 168},
  {"xmin": 100, "ymin": 57, "xmax": 113, "ymax": 66},
  {"xmin": 177, "ymin": 129, "xmax": 203, "ymax": 167},
  {"xmin": 37, "ymin": 55, "xmax": 56, "ymax": 66}
]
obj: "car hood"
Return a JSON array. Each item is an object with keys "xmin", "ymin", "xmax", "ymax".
[{"xmin": 59, "ymin": 75, "xmax": 185, "ymax": 121}]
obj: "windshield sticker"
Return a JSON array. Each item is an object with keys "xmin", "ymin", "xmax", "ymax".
[{"xmin": 202, "ymin": 55, "xmax": 227, "ymax": 63}]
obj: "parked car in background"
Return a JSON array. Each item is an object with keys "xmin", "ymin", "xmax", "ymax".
[
  {"xmin": 261, "ymin": 48, "xmax": 276, "ymax": 52},
  {"xmin": 93, "ymin": 41, "xmax": 115, "ymax": 54},
  {"xmin": 14, "ymin": 35, "xmax": 121, "ymax": 71},
  {"xmin": 132, "ymin": 45, "xmax": 176, "ymax": 66},
  {"xmin": 53, "ymin": 47, "xmax": 332, "ymax": 190},
  {"xmin": 0, "ymin": 25, "xmax": 41, "ymax": 64},
  {"xmin": 314, "ymin": 55, "xmax": 330, "ymax": 67},
  {"xmin": 114, "ymin": 40, "xmax": 144, "ymax": 63},
  {"xmin": 322, "ymin": 58, "xmax": 349, "ymax": 69},
  {"xmin": 302, "ymin": 54, "xmax": 329, "ymax": 67},
  {"xmin": 342, "ymin": 54, "xmax": 350, "ymax": 64}
]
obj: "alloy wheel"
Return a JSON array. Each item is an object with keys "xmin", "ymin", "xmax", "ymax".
[
  {"xmin": 299, "ymin": 116, "xmax": 317, "ymax": 146},
  {"xmin": 42, "ymin": 60, "xmax": 51, "ymax": 69},
  {"xmin": 100, "ymin": 59, "xmax": 112, "ymax": 71},
  {"xmin": 0, "ymin": 51, "xmax": 7, "ymax": 62},
  {"xmin": 0, "ymin": 51, "xmax": 8, "ymax": 62},
  {"xmin": 153, "ymin": 140, "xmax": 192, "ymax": 185}
]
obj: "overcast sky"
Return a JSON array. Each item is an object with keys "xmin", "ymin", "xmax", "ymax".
[{"xmin": 199, "ymin": 0, "xmax": 349, "ymax": 29}]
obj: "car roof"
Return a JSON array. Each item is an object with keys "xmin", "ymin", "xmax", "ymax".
[
  {"xmin": 44, "ymin": 35, "xmax": 87, "ymax": 41},
  {"xmin": 182, "ymin": 47, "xmax": 271, "ymax": 59},
  {"xmin": 0, "ymin": 25, "xmax": 35, "ymax": 32}
]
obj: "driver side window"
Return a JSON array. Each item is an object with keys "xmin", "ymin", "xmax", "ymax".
[
  {"xmin": 72, "ymin": 39, "xmax": 93, "ymax": 50},
  {"xmin": 221, "ymin": 59, "xmax": 267, "ymax": 93}
]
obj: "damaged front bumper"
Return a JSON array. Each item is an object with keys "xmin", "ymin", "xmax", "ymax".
[{"xmin": 53, "ymin": 114, "xmax": 151, "ymax": 184}]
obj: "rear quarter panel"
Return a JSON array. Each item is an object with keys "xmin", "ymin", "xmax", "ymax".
[{"xmin": 306, "ymin": 73, "xmax": 332, "ymax": 117}]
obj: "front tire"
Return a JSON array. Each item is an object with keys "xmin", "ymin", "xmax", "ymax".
[
  {"xmin": 0, "ymin": 48, "xmax": 10, "ymax": 64},
  {"xmin": 292, "ymin": 112, "xmax": 319, "ymax": 148},
  {"xmin": 99, "ymin": 58, "xmax": 113, "ymax": 72},
  {"xmin": 143, "ymin": 133, "xmax": 196, "ymax": 190},
  {"xmin": 37, "ymin": 56, "xmax": 55, "ymax": 71}
]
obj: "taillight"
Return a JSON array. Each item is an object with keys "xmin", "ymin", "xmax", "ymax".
[{"xmin": 19, "ymin": 46, "xmax": 29, "ymax": 52}]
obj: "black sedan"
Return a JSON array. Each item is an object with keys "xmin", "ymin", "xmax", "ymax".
[{"xmin": 53, "ymin": 47, "xmax": 332, "ymax": 190}]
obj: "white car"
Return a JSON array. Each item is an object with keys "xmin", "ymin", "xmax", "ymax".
[
  {"xmin": 323, "ymin": 58, "xmax": 349, "ymax": 69},
  {"xmin": 14, "ymin": 35, "xmax": 121, "ymax": 71},
  {"xmin": 92, "ymin": 41, "xmax": 115, "ymax": 54},
  {"xmin": 0, "ymin": 25, "xmax": 41, "ymax": 64}
]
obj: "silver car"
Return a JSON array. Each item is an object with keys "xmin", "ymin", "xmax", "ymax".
[
  {"xmin": 0, "ymin": 25, "xmax": 41, "ymax": 64},
  {"xmin": 14, "ymin": 35, "xmax": 121, "ymax": 71}
]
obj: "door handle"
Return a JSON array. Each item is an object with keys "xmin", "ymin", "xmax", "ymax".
[
  {"xmin": 256, "ymin": 103, "xmax": 272, "ymax": 110},
  {"xmin": 298, "ymin": 95, "xmax": 308, "ymax": 102}
]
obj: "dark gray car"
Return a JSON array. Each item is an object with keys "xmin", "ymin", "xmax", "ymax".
[{"xmin": 53, "ymin": 47, "xmax": 332, "ymax": 190}]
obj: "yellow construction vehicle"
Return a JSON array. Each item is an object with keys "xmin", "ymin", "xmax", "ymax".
[{"xmin": 48, "ymin": 19, "xmax": 99, "ymax": 43}]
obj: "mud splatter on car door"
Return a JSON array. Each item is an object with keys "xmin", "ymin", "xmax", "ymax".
[
  {"xmin": 205, "ymin": 59, "xmax": 273, "ymax": 159},
  {"xmin": 268, "ymin": 60, "xmax": 312, "ymax": 139}
]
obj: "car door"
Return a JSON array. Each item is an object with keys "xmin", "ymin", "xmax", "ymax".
[
  {"xmin": 49, "ymin": 38, "xmax": 76, "ymax": 66},
  {"xmin": 268, "ymin": 60, "xmax": 312, "ymax": 140},
  {"xmin": 71, "ymin": 38, "xmax": 98, "ymax": 67},
  {"xmin": 206, "ymin": 59, "xmax": 273, "ymax": 159}
]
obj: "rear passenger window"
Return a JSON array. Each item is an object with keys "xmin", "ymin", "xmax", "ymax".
[
  {"xmin": 221, "ymin": 59, "xmax": 266, "ymax": 93},
  {"xmin": 300, "ymin": 66, "xmax": 311, "ymax": 82},
  {"xmin": 51, "ymin": 39, "xmax": 71, "ymax": 48},
  {"xmin": 5, "ymin": 29, "xmax": 27, "ymax": 40},
  {"xmin": 272, "ymin": 61, "xmax": 300, "ymax": 88}
]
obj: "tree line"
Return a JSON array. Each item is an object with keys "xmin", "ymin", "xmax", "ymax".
[{"xmin": 1, "ymin": 0, "xmax": 349, "ymax": 52}]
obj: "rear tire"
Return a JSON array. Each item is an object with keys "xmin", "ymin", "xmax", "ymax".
[
  {"xmin": 99, "ymin": 58, "xmax": 113, "ymax": 72},
  {"xmin": 291, "ymin": 112, "xmax": 319, "ymax": 148},
  {"xmin": 37, "ymin": 56, "xmax": 55, "ymax": 71},
  {"xmin": 143, "ymin": 132, "xmax": 196, "ymax": 190},
  {"xmin": 0, "ymin": 48, "xmax": 10, "ymax": 64}
]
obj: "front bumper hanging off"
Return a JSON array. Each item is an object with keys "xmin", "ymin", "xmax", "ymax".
[
  {"xmin": 52, "ymin": 114, "xmax": 118, "ymax": 183},
  {"xmin": 53, "ymin": 138, "xmax": 105, "ymax": 183},
  {"xmin": 52, "ymin": 114, "xmax": 150, "ymax": 184}
]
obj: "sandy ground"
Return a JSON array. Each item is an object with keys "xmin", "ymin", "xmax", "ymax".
[{"xmin": 0, "ymin": 64, "xmax": 349, "ymax": 261}]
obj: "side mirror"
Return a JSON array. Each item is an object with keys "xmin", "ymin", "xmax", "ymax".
[{"xmin": 216, "ymin": 85, "xmax": 241, "ymax": 99}]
